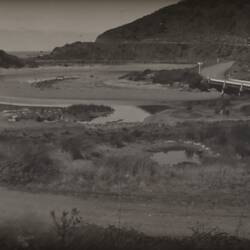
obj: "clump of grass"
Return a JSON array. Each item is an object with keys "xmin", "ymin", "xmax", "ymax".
[
  {"xmin": 0, "ymin": 143, "xmax": 60, "ymax": 185},
  {"xmin": 61, "ymin": 137, "xmax": 85, "ymax": 160},
  {"xmin": 120, "ymin": 68, "xmax": 208, "ymax": 91},
  {"xmin": 95, "ymin": 155, "xmax": 159, "ymax": 192},
  {"xmin": 153, "ymin": 68, "xmax": 205, "ymax": 89},
  {"xmin": 64, "ymin": 104, "xmax": 114, "ymax": 121},
  {"xmin": 51, "ymin": 208, "xmax": 82, "ymax": 248}
]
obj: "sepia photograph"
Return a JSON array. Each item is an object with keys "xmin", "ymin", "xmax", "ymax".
[{"xmin": 0, "ymin": 0, "xmax": 250, "ymax": 249}]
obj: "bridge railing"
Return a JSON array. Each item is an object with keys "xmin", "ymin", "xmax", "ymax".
[
  {"xmin": 228, "ymin": 78, "xmax": 250, "ymax": 85},
  {"xmin": 209, "ymin": 78, "xmax": 250, "ymax": 88}
]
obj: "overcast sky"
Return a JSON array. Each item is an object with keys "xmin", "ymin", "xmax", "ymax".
[{"xmin": 0, "ymin": 0, "xmax": 179, "ymax": 51}]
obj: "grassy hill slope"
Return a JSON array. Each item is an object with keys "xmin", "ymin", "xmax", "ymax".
[{"xmin": 96, "ymin": 0, "xmax": 250, "ymax": 44}]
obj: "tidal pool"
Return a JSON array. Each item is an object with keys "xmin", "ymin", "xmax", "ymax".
[{"xmin": 151, "ymin": 150, "xmax": 200, "ymax": 166}]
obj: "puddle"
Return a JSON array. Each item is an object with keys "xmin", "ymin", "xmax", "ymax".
[
  {"xmin": 151, "ymin": 150, "xmax": 200, "ymax": 166},
  {"xmin": 138, "ymin": 105, "xmax": 170, "ymax": 115}
]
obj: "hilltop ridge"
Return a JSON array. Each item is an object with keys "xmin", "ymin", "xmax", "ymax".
[
  {"xmin": 96, "ymin": 0, "xmax": 250, "ymax": 44},
  {"xmin": 43, "ymin": 0, "xmax": 250, "ymax": 64}
]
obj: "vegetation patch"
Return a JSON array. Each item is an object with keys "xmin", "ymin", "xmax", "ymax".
[
  {"xmin": 0, "ymin": 120, "xmax": 250, "ymax": 205},
  {"xmin": 30, "ymin": 76, "xmax": 79, "ymax": 89},
  {"xmin": 120, "ymin": 68, "xmax": 208, "ymax": 91},
  {"xmin": 3, "ymin": 104, "xmax": 114, "ymax": 123}
]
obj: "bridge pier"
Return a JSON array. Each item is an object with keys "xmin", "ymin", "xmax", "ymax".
[
  {"xmin": 209, "ymin": 78, "xmax": 250, "ymax": 96},
  {"xmin": 221, "ymin": 80, "xmax": 226, "ymax": 96},
  {"xmin": 238, "ymin": 84, "xmax": 243, "ymax": 96}
]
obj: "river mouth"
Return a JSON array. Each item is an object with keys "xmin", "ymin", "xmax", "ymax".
[{"xmin": 0, "ymin": 98, "xmax": 170, "ymax": 124}]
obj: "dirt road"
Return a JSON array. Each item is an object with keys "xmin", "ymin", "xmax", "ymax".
[
  {"xmin": 0, "ymin": 187, "xmax": 249, "ymax": 237},
  {"xmin": 201, "ymin": 61, "xmax": 234, "ymax": 79}
]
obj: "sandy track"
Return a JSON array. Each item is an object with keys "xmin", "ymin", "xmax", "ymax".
[
  {"xmin": 201, "ymin": 61, "xmax": 234, "ymax": 79},
  {"xmin": 0, "ymin": 187, "xmax": 250, "ymax": 237}
]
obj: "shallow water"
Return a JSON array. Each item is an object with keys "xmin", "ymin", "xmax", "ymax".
[
  {"xmin": 89, "ymin": 105, "xmax": 151, "ymax": 124},
  {"xmin": 0, "ymin": 96, "xmax": 157, "ymax": 124},
  {"xmin": 151, "ymin": 150, "xmax": 200, "ymax": 166}
]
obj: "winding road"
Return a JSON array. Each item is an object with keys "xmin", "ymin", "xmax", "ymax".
[
  {"xmin": 0, "ymin": 186, "xmax": 249, "ymax": 237},
  {"xmin": 200, "ymin": 61, "xmax": 234, "ymax": 79}
]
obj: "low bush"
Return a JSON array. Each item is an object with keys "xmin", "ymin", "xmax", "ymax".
[
  {"xmin": 0, "ymin": 143, "xmax": 59, "ymax": 185},
  {"xmin": 120, "ymin": 68, "xmax": 208, "ymax": 91},
  {"xmin": 65, "ymin": 104, "xmax": 114, "ymax": 121},
  {"xmin": 153, "ymin": 68, "xmax": 207, "ymax": 90}
]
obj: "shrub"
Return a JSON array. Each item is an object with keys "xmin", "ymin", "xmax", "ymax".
[
  {"xmin": 51, "ymin": 208, "xmax": 82, "ymax": 247},
  {"xmin": 65, "ymin": 104, "xmax": 113, "ymax": 117},
  {"xmin": 0, "ymin": 143, "xmax": 59, "ymax": 184},
  {"xmin": 61, "ymin": 137, "xmax": 84, "ymax": 160}
]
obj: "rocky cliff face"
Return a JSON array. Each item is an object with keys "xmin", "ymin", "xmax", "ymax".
[{"xmin": 96, "ymin": 0, "xmax": 250, "ymax": 44}]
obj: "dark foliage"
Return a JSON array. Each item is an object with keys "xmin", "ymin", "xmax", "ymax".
[
  {"xmin": 0, "ymin": 144, "xmax": 59, "ymax": 184},
  {"xmin": 0, "ymin": 50, "xmax": 25, "ymax": 68},
  {"xmin": 121, "ymin": 68, "xmax": 207, "ymax": 91},
  {"xmin": 97, "ymin": 0, "xmax": 250, "ymax": 44},
  {"xmin": 0, "ymin": 217, "xmax": 249, "ymax": 250}
]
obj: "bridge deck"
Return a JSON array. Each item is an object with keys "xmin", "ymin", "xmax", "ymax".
[{"xmin": 209, "ymin": 78, "xmax": 250, "ymax": 89}]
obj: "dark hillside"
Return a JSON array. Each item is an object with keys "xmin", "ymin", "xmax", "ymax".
[
  {"xmin": 43, "ymin": 0, "xmax": 250, "ymax": 65},
  {"xmin": 0, "ymin": 50, "xmax": 25, "ymax": 68},
  {"xmin": 45, "ymin": 41, "xmax": 250, "ymax": 64},
  {"xmin": 96, "ymin": 0, "xmax": 250, "ymax": 44}
]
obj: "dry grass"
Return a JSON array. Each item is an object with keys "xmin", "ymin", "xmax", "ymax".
[{"xmin": 0, "ymin": 120, "xmax": 249, "ymax": 206}]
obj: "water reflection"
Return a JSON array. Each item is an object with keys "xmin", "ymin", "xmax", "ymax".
[
  {"xmin": 89, "ymin": 104, "xmax": 171, "ymax": 124},
  {"xmin": 138, "ymin": 105, "xmax": 169, "ymax": 115},
  {"xmin": 89, "ymin": 105, "xmax": 151, "ymax": 124}
]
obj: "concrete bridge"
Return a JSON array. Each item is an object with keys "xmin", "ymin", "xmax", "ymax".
[
  {"xmin": 200, "ymin": 61, "xmax": 250, "ymax": 95},
  {"xmin": 207, "ymin": 78, "xmax": 250, "ymax": 96}
]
